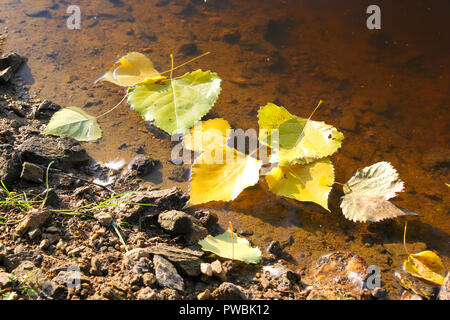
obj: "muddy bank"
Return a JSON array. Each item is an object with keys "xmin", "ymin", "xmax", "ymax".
[{"xmin": 0, "ymin": 51, "xmax": 448, "ymax": 300}]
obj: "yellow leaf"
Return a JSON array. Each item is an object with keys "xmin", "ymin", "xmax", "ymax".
[
  {"xmin": 265, "ymin": 158, "xmax": 334, "ymax": 211},
  {"xmin": 182, "ymin": 118, "xmax": 231, "ymax": 152},
  {"xmin": 404, "ymin": 250, "xmax": 446, "ymax": 285},
  {"xmin": 258, "ymin": 103, "xmax": 344, "ymax": 166},
  {"xmin": 198, "ymin": 228, "xmax": 262, "ymax": 264},
  {"xmin": 95, "ymin": 52, "xmax": 166, "ymax": 87},
  {"xmin": 189, "ymin": 145, "xmax": 262, "ymax": 205}
]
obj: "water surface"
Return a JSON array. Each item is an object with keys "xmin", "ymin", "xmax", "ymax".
[{"xmin": 1, "ymin": 0, "xmax": 449, "ymax": 298}]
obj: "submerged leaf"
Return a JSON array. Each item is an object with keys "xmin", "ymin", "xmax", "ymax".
[
  {"xmin": 182, "ymin": 118, "xmax": 231, "ymax": 152},
  {"xmin": 95, "ymin": 52, "xmax": 165, "ymax": 87},
  {"xmin": 404, "ymin": 251, "xmax": 446, "ymax": 286},
  {"xmin": 258, "ymin": 103, "xmax": 344, "ymax": 166},
  {"xmin": 265, "ymin": 158, "xmax": 335, "ymax": 211},
  {"xmin": 340, "ymin": 162, "xmax": 418, "ymax": 222},
  {"xmin": 189, "ymin": 144, "xmax": 262, "ymax": 205},
  {"xmin": 43, "ymin": 107, "xmax": 102, "ymax": 142},
  {"xmin": 198, "ymin": 229, "xmax": 262, "ymax": 264},
  {"xmin": 127, "ymin": 70, "xmax": 221, "ymax": 135}
]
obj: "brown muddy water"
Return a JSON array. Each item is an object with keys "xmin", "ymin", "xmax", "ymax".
[{"xmin": 1, "ymin": 0, "xmax": 449, "ymax": 298}]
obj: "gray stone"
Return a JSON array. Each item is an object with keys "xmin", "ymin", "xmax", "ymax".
[
  {"xmin": 19, "ymin": 135, "xmax": 89, "ymax": 168},
  {"xmin": 94, "ymin": 212, "xmax": 113, "ymax": 226},
  {"xmin": 20, "ymin": 162, "xmax": 44, "ymax": 183},
  {"xmin": 183, "ymin": 217, "xmax": 208, "ymax": 245},
  {"xmin": 136, "ymin": 287, "xmax": 158, "ymax": 300},
  {"xmin": 0, "ymin": 144, "xmax": 22, "ymax": 186},
  {"xmin": 113, "ymin": 187, "xmax": 188, "ymax": 223},
  {"xmin": 125, "ymin": 248, "xmax": 150, "ymax": 265},
  {"xmin": 15, "ymin": 209, "xmax": 51, "ymax": 236},
  {"xmin": 127, "ymin": 155, "xmax": 157, "ymax": 176},
  {"xmin": 12, "ymin": 261, "xmax": 59, "ymax": 298},
  {"xmin": 153, "ymin": 255, "xmax": 184, "ymax": 292},
  {"xmin": 147, "ymin": 244, "xmax": 203, "ymax": 277},
  {"xmin": 158, "ymin": 210, "xmax": 192, "ymax": 234},
  {"xmin": 212, "ymin": 282, "xmax": 248, "ymax": 300},
  {"xmin": 0, "ymin": 271, "xmax": 12, "ymax": 289}
]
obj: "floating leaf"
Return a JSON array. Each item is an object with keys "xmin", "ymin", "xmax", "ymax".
[
  {"xmin": 127, "ymin": 70, "xmax": 221, "ymax": 135},
  {"xmin": 198, "ymin": 228, "xmax": 262, "ymax": 264},
  {"xmin": 258, "ymin": 103, "xmax": 344, "ymax": 166},
  {"xmin": 340, "ymin": 162, "xmax": 419, "ymax": 222},
  {"xmin": 265, "ymin": 158, "xmax": 335, "ymax": 211},
  {"xmin": 95, "ymin": 52, "xmax": 165, "ymax": 87},
  {"xmin": 189, "ymin": 144, "xmax": 262, "ymax": 205},
  {"xmin": 183, "ymin": 118, "xmax": 231, "ymax": 152},
  {"xmin": 43, "ymin": 106, "xmax": 102, "ymax": 142},
  {"xmin": 404, "ymin": 251, "xmax": 446, "ymax": 286}
]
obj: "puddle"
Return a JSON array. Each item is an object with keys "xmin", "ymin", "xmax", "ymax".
[{"xmin": 1, "ymin": 0, "xmax": 449, "ymax": 298}]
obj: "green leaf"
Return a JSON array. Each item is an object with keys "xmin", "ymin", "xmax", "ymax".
[
  {"xmin": 340, "ymin": 162, "xmax": 419, "ymax": 222},
  {"xmin": 198, "ymin": 229, "xmax": 262, "ymax": 264},
  {"xmin": 265, "ymin": 158, "xmax": 335, "ymax": 211},
  {"xmin": 43, "ymin": 107, "xmax": 102, "ymax": 142},
  {"xmin": 127, "ymin": 70, "xmax": 221, "ymax": 135},
  {"xmin": 95, "ymin": 52, "xmax": 166, "ymax": 87},
  {"xmin": 258, "ymin": 103, "xmax": 344, "ymax": 166}
]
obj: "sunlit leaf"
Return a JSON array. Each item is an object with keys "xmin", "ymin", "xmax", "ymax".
[
  {"xmin": 198, "ymin": 228, "xmax": 262, "ymax": 264},
  {"xmin": 265, "ymin": 158, "xmax": 335, "ymax": 211},
  {"xmin": 404, "ymin": 250, "xmax": 446, "ymax": 286},
  {"xmin": 95, "ymin": 52, "xmax": 166, "ymax": 87},
  {"xmin": 182, "ymin": 118, "xmax": 231, "ymax": 152},
  {"xmin": 43, "ymin": 106, "xmax": 102, "ymax": 142},
  {"xmin": 189, "ymin": 144, "xmax": 262, "ymax": 205},
  {"xmin": 258, "ymin": 103, "xmax": 344, "ymax": 166},
  {"xmin": 127, "ymin": 70, "xmax": 221, "ymax": 135},
  {"xmin": 340, "ymin": 162, "xmax": 419, "ymax": 222}
]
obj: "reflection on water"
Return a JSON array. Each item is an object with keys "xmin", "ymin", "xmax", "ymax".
[{"xmin": 1, "ymin": 0, "xmax": 448, "ymax": 298}]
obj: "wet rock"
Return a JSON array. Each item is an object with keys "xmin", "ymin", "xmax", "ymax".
[
  {"xmin": 223, "ymin": 30, "xmax": 241, "ymax": 44},
  {"xmin": 178, "ymin": 43, "xmax": 199, "ymax": 57},
  {"xmin": 147, "ymin": 244, "xmax": 203, "ymax": 277},
  {"xmin": 0, "ymin": 144, "xmax": 22, "ymax": 186},
  {"xmin": 266, "ymin": 240, "xmax": 283, "ymax": 257},
  {"xmin": 183, "ymin": 217, "xmax": 208, "ymax": 245},
  {"xmin": 137, "ymin": 287, "xmax": 158, "ymax": 300},
  {"xmin": 31, "ymin": 100, "xmax": 61, "ymax": 120},
  {"xmin": 114, "ymin": 187, "xmax": 188, "ymax": 223},
  {"xmin": 94, "ymin": 212, "xmax": 113, "ymax": 226},
  {"xmin": 211, "ymin": 260, "xmax": 227, "ymax": 282},
  {"xmin": 340, "ymin": 113, "xmax": 357, "ymax": 131},
  {"xmin": 394, "ymin": 266, "xmax": 439, "ymax": 300},
  {"xmin": 127, "ymin": 155, "xmax": 157, "ymax": 176},
  {"xmin": 190, "ymin": 210, "xmax": 218, "ymax": 229},
  {"xmin": 153, "ymin": 255, "xmax": 185, "ymax": 292},
  {"xmin": 439, "ymin": 272, "xmax": 450, "ymax": 300},
  {"xmin": 0, "ymin": 53, "xmax": 26, "ymax": 83},
  {"xmin": 307, "ymin": 251, "xmax": 370, "ymax": 300},
  {"xmin": 158, "ymin": 210, "xmax": 192, "ymax": 234},
  {"xmin": 212, "ymin": 282, "xmax": 248, "ymax": 300},
  {"xmin": 19, "ymin": 135, "xmax": 89, "ymax": 168},
  {"xmin": 25, "ymin": 8, "xmax": 52, "ymax": 18},
  {"xmin": 20, "ymin": 162, "xmax": 44, "ymax": 183},
  {"xmin": 15, "ymin": 209, "xmax": 51, "ymax": 237}
]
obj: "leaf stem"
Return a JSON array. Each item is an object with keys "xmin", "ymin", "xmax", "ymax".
[
  {"xmin": 160, "ymin": 52, "xmax": 211, "ymax": 75},
  {"xmin": 96, "ymin": 95, "xmax": 126, "ymax": 119},
  {"xmin": 403, "ymin": 221, "xmax": 409, "ymax": 255}
]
